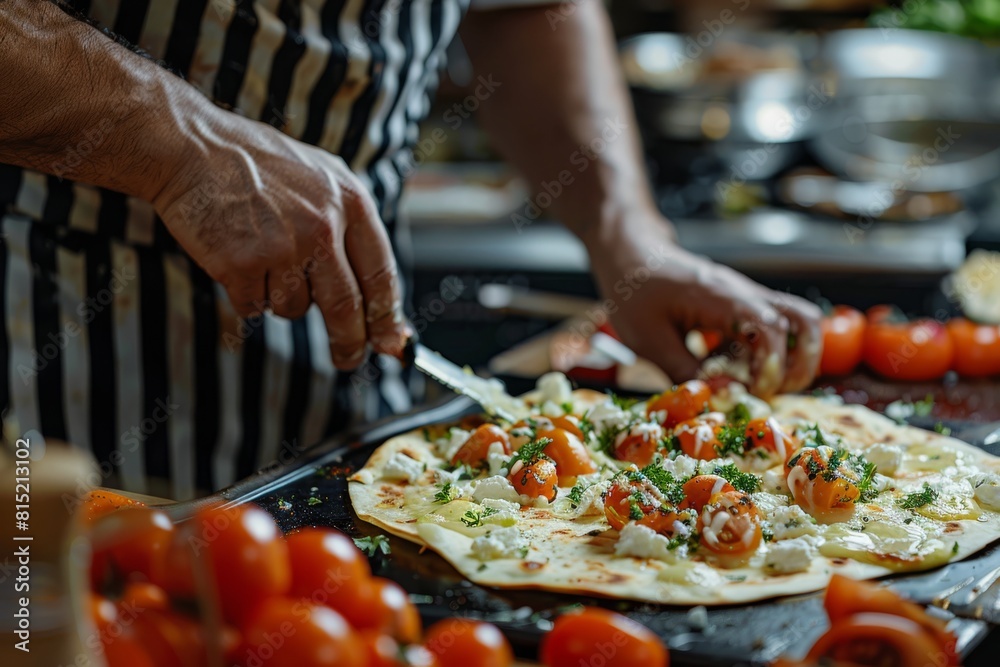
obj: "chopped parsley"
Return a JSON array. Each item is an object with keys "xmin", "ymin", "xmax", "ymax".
[
  {"xmin": 421, "ymin": 428, "xmax": 432, "ymax": 442},
  {"xmin": 434, "ymin": 482, "xmax": 458, "ymax": 503},
  {"xmin": 728, "ymin": 402, "xmax": 752, "ymax": 424},
  {"xmin": 461, "ymin": 507, "xmax": 497, "ymax": 528},
  {"xmin": 762, "ymin": 526, "xmax": 774, "ymax": 543},
  {"xmin": 634, "ymin": 464, "xmax": 686, "ymax": 505},
  {"xmin": 899, "ymin": 483, "xmax": 939, "ymax": 510},
  {"xmin": 567, "ymin": 482, "xmax": 587, "ymax": 508},
  {"xmin": 628, "ymin": 495, "xmax": 645, "ymax": 521},
  {"xmin": 353, "ymin": 535, "xmax": 391, "ymax": 556},
  {"xmin": 855, "ymin": 458, "xmax": 879, "ymax": 502},
  {"xmin": 609, "ymin": 392, "xmax": 641, "ymax": 411},
  {"xmin": 952, "ymin": 542, "xmax": 960, "ymax": 555},
  {"xmin": 307, "ymin": 496, "xmax": 323, "ymax": 506},
  {"xmin": 578, "ymin": 413, "xmax": 596, "ymax": 439},
  {"xmin": 934, "ymin": 422, "xmax": 952, "ymax": 436},
  {"xmin": 661, "ymin": 434, "xmax": 681, "ymax": 453},
  {"xmin": 797, "ymin": 424, "xmax": 830, "ymax": 449},
  {"xmin": 276, "ymin": 498, "xmax": 292, "ymax": 511},
  {"xmin": 560, "ymin": 401, "xmax": 575, "ymax": 415},
  {"xmin": 595, "ymin": 428, "xmax": 620, "ymax": 457},
  {"xmin": 914, "ymin": 394, "xmax": 935, "ymax": 417},
  {"xmin": 712, "ymin": 463, "xmax": 762, "ymax": 494},
  {"xmin": 518, "ymin": 546, "xmax": 530, "ymax": 559},
  {"xmin": 714, "ymin": 422, "xmax": 747, "ymax": 457},
  {"xmin": 504, "ymin": 437, "xmax": 553, "ymax": 470}
]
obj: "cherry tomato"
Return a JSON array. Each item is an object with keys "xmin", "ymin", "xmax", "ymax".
[
  {"xmin": 646, "ymin": 380, "xmax": 712, "ymax": 429},
  {"xmin": 603, "ymin": 478, "xmax": 661, "ymax": 531},
  {"xmin": 540, "ymin": 607, "xmax": 668, "ymax": 667},
  {"xmin": 697, "ymin": 490, "xmax": 762, "ymax": 564},
  {"xmin": 742, "ymin": 418, "xmax": 797, "ymax": 468},
  {"xmin": 79, "ymin": 490, "xmax": 145, "ymax": 525},
  {"xmin": 863, "ymin": 308, "xmax": 953, "ymax": 381},
  {"xmin": 131, "ymin": 608, "xmax": 208, "ymax": 667},
  {"xmin": 349, "ymin": 577, "xmax": 422, "ymax": 644},
  {"xmin": 424, "ymin": 618, "xmax": 513, "ymax": 667},
  {"xmin": 89, "ymin": 593, "xmax": 118, "ymax": 648},
  {"xmin": 93, "ymin": 507, "xmax": 174, "ymax": 584},
  {"xmin": 673, "ymin": 413, "xmax": 726, "ymax": 460},
  {"xmin": 191, "ymin": 503, "xmax": 291, "ymax": 628},
  {"xmin": 363, "ymin": 631, "xmax": 441, "ymax": 667},
  {"xmin": 824, "ymin": 575, "xmax": 958, "ymax": 666},
  {"xmin": 508, "ymin": 459, "xmax": 558, "ymax": 502},
  {"xmin": 786, "ymin": 447, "xmax": 861, "ymax": 524},
  {"xmin": 550, "ymin": 415, "xmax": 584, "ymax": 440},
  {"xmin": 285, "ymin": 527, "xmax": 374, "ymax": 629},
  {"xmin": 806, "ymin": 613, "xmax": 948, "ymax": 667},
  {"xmin": 242, "ymin": 598, "xmax": 366, "ymax": 667},
  {"xmin": 613, "ymin": 423, "xmax": 666, "ymax": 467},
  {"xmin": 636, "ymin": 507, "xmax": 691, "ymax": 537},
  {"xmin": 820, "ymin": 306, "xmax": 866, "ymax": 376},
  {"xmin": 154, "ymin": 529, "xmax": 196, "ymax": 599},
  {"xmin": 537, "ymin": 427, "xmax": 596, "ymax": 480},
  {"xmin": 678, "ymin": 475, "xmax": 735, "ymax": 513},
  {"xmin": 947, "ymin": 318, "xmax": 1000, "ymax": 377},
  {"xmin": 103, "ymin": 634, "xmax": 157, "ymax": 667},
  {"xmin": 119, "ymin": 581, "xmax": 169, "ymax": 612},
  {"xmin": 453, "ymin": 424, "xmax": 512, "ymax": 466}
]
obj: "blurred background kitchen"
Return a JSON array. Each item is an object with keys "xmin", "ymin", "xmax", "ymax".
[{"xmin": 399, "ymin": 0, "xmax": 1000, "ymax": 413}]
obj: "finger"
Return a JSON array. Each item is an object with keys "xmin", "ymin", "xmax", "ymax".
[
  {"xmin": 269, "ymin": 263, "xmax": 312, "ymax": 321},
  {"xmin": 341, "ymin": 188, "xmax": 407, "ymax": 357},
  {"xmin": 772, "ymin": 294, "xmax": 823, "ymax": 393},
  {"xmin": 221, "ymin": 271, "xmax": 268, "ymax": 319},
  {"xmin": 310, "ymin": 229, "xmax": 368, "ymax": 370},
  {"xmin": 628, "ymin": 324, "xmax": 702, "ymax": 386},
  {"xmin": 738, "ymin": 301, "xmax": 789, "ymax": 399}
]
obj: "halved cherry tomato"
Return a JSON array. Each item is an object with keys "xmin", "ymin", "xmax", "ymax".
[
  {"xmin": 93, "ymin": 507, "xmax": 174, "ymax": 585},
  {"xmin": 636, "ymin": 507, "xmax": 692, "ymax": 537},
  {"xmin": 424, "ymin": 618, "xmax": 513, "ymax": 667},
  {"xmin": 742, "ymin": 418, "xmax": 797, "ymax": 468},
  {"xmin": 824, "ymin": 575, "xmax": 958, "ymax": 666},
  {"xmin": 191, "ymin": 503, "xmax": 291, "ymax": 628},
  {"xmin": 820, "ymin": 306, "xmax": 866, "ymax": 376},
  {"xmin": 806, "ymin": 613, "xmax": 948, "ymax": 667},
  {"xmin": 646, "ymin": 380, "xmax": 712, "ymax": 429},
  {"xmin": 678, "ymin": 475, "xmax": 735, "ymax": 513},
  {"xmin": 697, "ymin": 490, "xmax": 762, "ymax": 564},
  {"xmin": 550, "ymin": 415, "xmax": 584, "ymax": 440},
  {"xmin": 285, "ymin": 527, "xmax": 373, "ymax": 629},
  {"xmin": 155, "ymin": 529, "xmax": 196, "ymax": 599},
  {"xmin": 786, "ymin": 447, "xmax": 861, "ymax": 524},
  {"xmin": 540, "ymin": 607, "xmax": 668, "ymax": 667},
  {"xmin": 537, "ymin": 428, "xmax": 596, "ymax": 480},
  {"xmin": 119, "ymin": 581, "xmax": 169, "ymax": 612},
  {"xmin": 79, "ymin": 490, "xmax": 145, "ymax": 525},
  {"xmin": 863, "ymin": 307, "xmax": 953, "ymax": 381},
  {"xmin": 349, "ymin": 577, "xmax": 422, "ymax": 644},
  {"xmin": 242, "ymin": 598, "xmax": 366, "ymax": 667},
  {"xmin": 104, "ymin": 635, "xmax": 157, "ymax": 667},
  {"xmin": 452, "ymin": 424, "xmax": 512, "ymax": 466},
  {"xmin": 363, "ymin": 631, "xmax": 441, "ymax": 667},
  {"xmin": 947, "ymin": 318, "xmax": 1000, "ymax": 377},
  {"xmin": 613, "ymin": 423, "xmax": 666, "ymax": 468},
  {"xmin": 89, "ymin": 593, "xmax": 118, "ymax": 648},
  {"xmin": 673, "ymin": 413, "xmax": 726, "ymax": 460},
  {"xmin": 131, "ymin": 608, "xmax": 209, "ymax": 667},
  {"xmin": 508, "ymin": 459, "xmax": 558, "ymax": 502},
  {"xmin": 603, "ymin": 477, "xmax": 662, "ymax": 531}
]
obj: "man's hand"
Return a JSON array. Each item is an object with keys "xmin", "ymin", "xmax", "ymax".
[
  {"xmin": 153, "ymin": 119, "xmax": 407, "ymax": 369},
  {"xmin": 586, "ymin": 216, "xmax": 822, "ymax": 397}
]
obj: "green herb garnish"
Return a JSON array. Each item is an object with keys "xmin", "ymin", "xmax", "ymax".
[
  {"xmin": 461, "ymin": 507, "xmax": 498, "ymax": 528},
  {"xmin": 561, "ymin": 401, "xmax": 574, "ymax": 415},
  {"xmin": 712, "ymin": 463, "xmax": 762, "ymax": 494},
  {"xmin": 354, "ymin": 535, "xmax": 391, "ymax": 556},
  {"xmin": 914, "ymin": 394, "xmax": 935, "ymax": 417},
  {"xmin": 567, "ymin": 482, "xmax": 587, "ymax": 508},
  {"xmin": 434, "ymin": 482, "xmax": 458, "ymax": 503},
  {"xmin": 899, "ymin": 483, "xmax": 939, "ymax": 510},
  {"xmin": 934, "ymin": 422, "xmax": 952, "ymax": 436},
  {"xmin": 610, "ymin": 392, "xmax": 641, "ymax": 411},
  {"xmin": 635, "ymin": 464, "xmax": 686, "ymax": 505},
  {"xmin": 307, "ymin": 496, "xmax": 323, "ymax": 506},
  {"xmin": 505, "ymin": 437, "xmax": 553, "ymax": 470}
]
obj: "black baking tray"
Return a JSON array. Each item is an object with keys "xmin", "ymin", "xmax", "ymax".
[{"xmin": 173, "ymin": 393, "xmax": 1000, "ymax": 666}]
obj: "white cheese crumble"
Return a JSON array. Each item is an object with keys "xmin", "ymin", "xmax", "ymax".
[
  {"xmin": 480, "ymin": 497, "xmax": 521, "ymax": 525},
  {"xmin": 541, "ymin": 400, "xmax": 566, "ymax": 417},
  {"xmin": 764, "ymin": 536, "xmax": 819, "ymax": 574},
  {"xmin": 660, "ymin": 454, "xmax": 700, "ymax": 479},
  {"xmin": 382, "ymin": 452, "xmax": 425, "ymax": 483},
  {"xmin": 766, "ymin": 504, "xmax": 820, "ymax": 541},
  {"xmin": 586, "ymin": 401, "xmax": 632, "ymax": 434},
  {"xmin": 537, "ymin": 372, "xmax": 573, "ymax": 406},
  {"xmin": 440, "ymin": 428, "xmax": 472, "ymax": 462},
  {"xmin": 761, "ymin": 467, "xmax": 791, "ymax": 495},
  {"xmin": 709, "ymin": 382, "xmax": 771, "ymax": 420},
  {"xmin": 615, "ymin": 422, "xmax": 665, "ymax": 447},
  {"xmin": 865, "ymin": 443, "xmax": 904, "ymax": 476},
  {"xmin": 470, "ymin": 526, "xmax": 529, "ymax": 560},
  {"xmin": 752, "ymin": 492, "xmax": 789, "ymax": 517},
  {"xmin": 473, "ymin": 475, "xmax": 523, "ymax": 504},
  {"xmin": 486, "ymin": 442, "xmax": 509, "ymax": 477},
  {"xmin": 614, "ymin": 523, "xmax": 682, "ymax": 562},
  {"xmin": 973, "ymin": 473, "xmax": 1000, "ymax": 511},
  {"xmin": 572, "ymin": 480, "xmax": 611, "ymax": 517}
]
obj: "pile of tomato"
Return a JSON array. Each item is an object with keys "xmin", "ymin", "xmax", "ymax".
[
  {"xmin": 820, "ymin": 305, "xmax": 1000, "ymax": 381},
  {"xmin": 79, "ymin": 490, "xmax": 671, "ymax": 667}
]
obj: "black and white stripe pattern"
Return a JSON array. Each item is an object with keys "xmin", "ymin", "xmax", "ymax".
[{"xmin": 0, "ymin": 0, "xmax": 471, "ymax": 498}]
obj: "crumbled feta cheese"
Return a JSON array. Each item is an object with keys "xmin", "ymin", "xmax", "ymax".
[
  {"xmin": 692, "ymin": 458, "xmax": 737, "ymax": 476},
  {"xmin": 382, "ymin": 452, "xmax": 425, "ymax": 483},
  {"xmin": 761, "ymin": 467, "xmax": 791, "ymax": 495},
  {"xmin": 587, "ymin": 401, "xmax": 632, "ymax": 434},
  {"xmin": 973, "ymin": 473, "xmax": 1000, "ymax": 511},
  {"xmin": 537, "ymin": 372, "xmax": 573, "ymax": 406},
  {"xmin": 473, "ymin": 475, "xmax": 523, "ymax": 504},
  {"xmin": 480, "ymin": 497, "xmax": 520, "ymax": 514},
  {"xmin": 572, "ymin": 480, "xmax": 610, "ymax": 517},
  {"xmin": 752, "ymin": 492, "xmax": 789, "ymax": 517},
  {"xmin": 865, "ymin": 443, "xmax": 904, "ymax": 476},
  {"xmin": 440, "ymin": 428, "xmax": 472, "ymax": 462},
  {"xmin": 614, "ymin": 523, "xmax": 680, "ymax": 562},
  {"xmin": 766, "ymin": 505, "xmax": 820, "ymax": 541},
  {"xmin": 764, "ymin": 536, "xmax": 819, "ymax": 573},
  {"xmin": 873, "ymin": 473, "xmax": 895, "ymax": 493},
  {"xmin": 541, "ymin": 400, "xmax": 566, "ymax": 417},
  {"xmin": 660, "ymin": 455, "xmax": 699, "ymax": 479},
  {"xmin": 486, "ymin": 442, "xmax": 509, "ymax": 477},
  {"xmin": 481, "ymin": 497, "xmax": 521, "ymax": 525},
  {"xmin": 649, "ymin": 409, "xmax": 668, "ymax": 425},
  {"xmin": 470, "ymin": 526, "xmax": 529, "ymax": 560}
]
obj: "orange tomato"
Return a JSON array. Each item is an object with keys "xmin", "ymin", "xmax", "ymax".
[
  {"xmin": 820, "ymin": 306, "xmax": 866, "ymax": 376},
  {"xmin": 646, "ymin": 380, "xmax": 712, "ymax": 429},
  {"xmin": 540, "ymin": 607, "xmax": 668, "ymax": 667},
  {"xmin": 452, "ymin": 424, "xmax": 512, "ymax": 466},
  {"xmin": 79, "ymin": 490, "xmax": 145, "ymax": 525},
  {"xmin": 947, "ymin": 318, "xmax": 1000, "ymax": 377},
  {"xmin": 863, "ymin": 308, "xmax": 953, "ymax": 381},
  {"xmin": 550, "ymin": 415, "xmax": 584, "ymax": 440},
  {"xmin": 786, "ymin": 447, "xmax": 861, "ymax": 524},
  {"xmin": 636, "ymin": 507, "xmax": 691, "ymax": 537},
  {"xmin": 93, "ymin": 507, "xmax": 174, "ymax": 585},
  {"xmin": 673, "ymin": 413, "xmax": 726, "ymax": 460},
  {"xmin": 119, "ymin": 581, "xmax": 169, "ymax": 612},
  {"xmin": 696, "ymin": 490, "xmax": 762, "ymax": 562},
  {"xmin": 806, "ymin": 613, "xmax": 947, "ymax": 667},
  {"xmin": 285, "ymin": 527, "xmax": 373, "ymax": 629},
  {"xmin": 678, "ymin": 475, "xmax": 735, "ymax": 512},
  {"xmin": 242, "ymin": 598, "xmax": 366, "ymax": 667},
  {"xmin": 154, "ymin": 529, "xmax": 196, "ymax": 599},
  {"xmin": 103, "ymin": 634, "xmax": 157, "ymax": 667},
  {"xmin": 508, "ymin": 459, "xmax": 558, "ymax": 502},
  {"xmin": 603, "ymin": 478, "xmax": 660, "ymax": 531},
  {"xmin": 131, "ymin": 608, "xmax": 209, "ymax": 667},
  {"xmin": 424, "ymin": 618, "xmax": 513, "ymax": 667},
  {"xmin": 349, "ymin": 577, "xmax": 422, "ymax": 644},
  {"xmin": 536, "ymin": 428, "xmax": 596, "ymax": 480},
  {"xmin": 742, "ymin": 418, "xmax": 797, "ymax": 467},
  {"xmin": 191, "ymin": 503, "xmax": 291, "ymax": 628},
  {"xmin": 613, "ymin": 423, "xmax": 666, "ymax": 468},
  {"xmin": 88, "ymin": 593, "xmax": 118, "ymax": 648},
  {"xmin": 824, "ymin": 575, "xmax": 958, "ymax": 666}
]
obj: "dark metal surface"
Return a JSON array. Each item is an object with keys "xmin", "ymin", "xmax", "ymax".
[{"xmin": 182, "ymin": 394, "xmax": 999, "ymax": 665}]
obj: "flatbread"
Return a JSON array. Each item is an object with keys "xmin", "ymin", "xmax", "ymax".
[{"xmin": 349, "ymin": 385, "xmax": 1000, "ymax": 606}]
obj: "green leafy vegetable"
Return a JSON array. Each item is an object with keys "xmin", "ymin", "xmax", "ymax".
[
  {"xmin": 504, "ymin": 437, "xmax": 553, "ymax": 470},
  {"xmin": 609, "ymin": 392, "xmax": 641, "ymax": 411},
  {"xmin": 934, "ymin": 422, "xmax": 952, "ymax": 436},
  {"xmin": 899, "ymin": 483, "xmax": 939, "ymax": 510},
  {"xmin": 635, "ymin": 464, "xmax": 685, "ymax": 505},
  {"xmin": 712, "ymin": 463, "xmax": 762, "ymax": 495},
  {"xmin": 353, "ymin": 535, "xmax": 391, "ymax": 556},
  {"xmin": 434, "ymin": 482, "xmax": 458, "ymax": 503},
  {"xmin": 461, "ymin": 507, "xmax": 498, "ymax": 528}
]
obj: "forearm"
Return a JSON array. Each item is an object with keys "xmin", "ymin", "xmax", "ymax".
[
  {"xmin": 459, "ymin": 0, "xmax": 668, "ymax": 247},
  {"xmin": 0, "ymin": 0, "xmax": 210, "ymax": 201}
]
